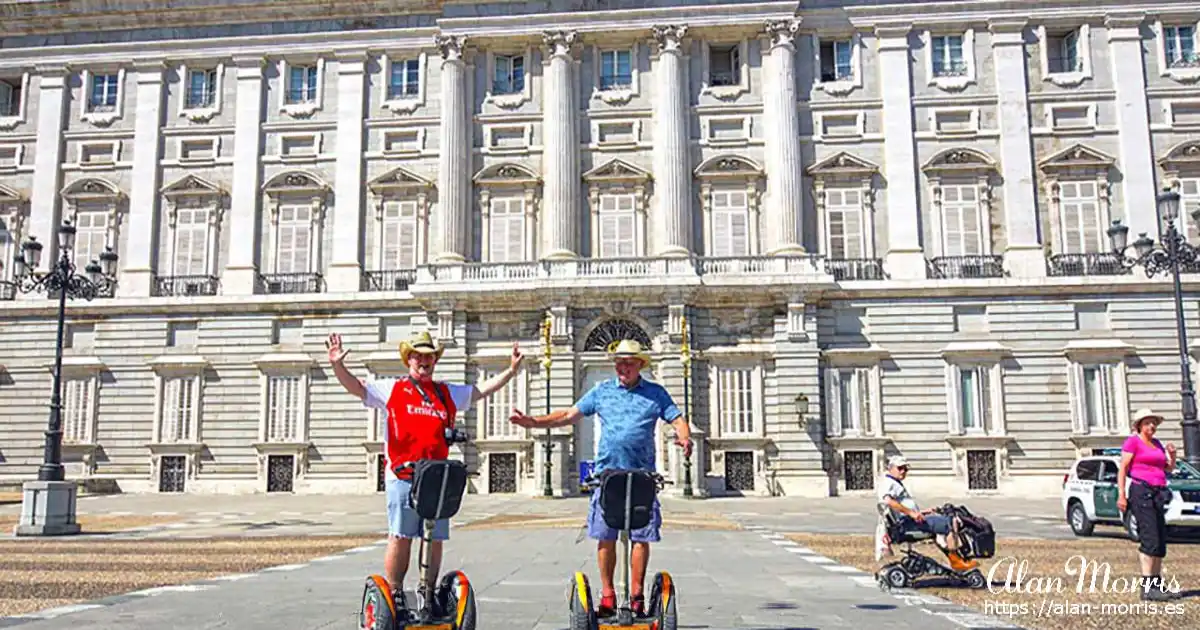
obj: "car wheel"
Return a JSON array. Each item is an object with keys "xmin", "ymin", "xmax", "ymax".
[
  {"xmin": 1124, "ymin": 510, "xmax": 1139, "ymax": 541},
  {"xmin": 1067, "ymin": 501, "xmax": 1094, "ymax": 536}
]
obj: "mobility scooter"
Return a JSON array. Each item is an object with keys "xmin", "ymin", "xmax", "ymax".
[
  {"xmin": 567, "ymin": 468, "xmax": 678, "ymax": 630},
  {"xmin": 359, "ymin": 428, "xmax": 478, "ymax": 630},
  {"xmin": 875, "ymin": 503, "xmax": 995, "ymax": 591}
]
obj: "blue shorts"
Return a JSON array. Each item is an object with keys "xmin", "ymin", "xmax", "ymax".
[
  {"xmin": 899, "ymin": 513, "xmax": 952, "ymax": 535},
  {"xmin": 386, "ymin": 476, "xmax": 450, "ymax": 540},
  {"xmin": 587, "ymin": 487, "xmax": 661, "ymax": 543}
]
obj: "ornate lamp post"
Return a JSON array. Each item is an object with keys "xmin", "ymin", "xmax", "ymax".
[
  {"xmin": 679, "ymin": 312, "xmax": 693, "ymax": 498},
  {"xmin": 1108, "ymin": 189, "xmax": 1200, "ymax": 467},
  {"xmin": 11, "ymin": 220, "xmax": 119, "ymax": 536},
  {"xmin": 541, "ymin": 314, "xmax": 554, "ymax": 497}
]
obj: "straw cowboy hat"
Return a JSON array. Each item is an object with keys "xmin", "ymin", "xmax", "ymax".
[
  {"xmin": 606, "ymin": 339, "xmax": 651, "ymax": 367},
  {"xmin": 1132, "ymin": 408, "xmax": 1165, "ymax": 431},
  {"xmin": 399, "ymin": 330, "xmax": 445, "ymax": 363}
]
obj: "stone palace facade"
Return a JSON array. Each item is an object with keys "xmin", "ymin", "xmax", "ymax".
[{"xmin": 1, "ymin": 0, "xmax": 1199, "ymax": 498}]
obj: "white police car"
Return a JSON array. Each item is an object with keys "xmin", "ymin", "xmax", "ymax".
[{"xmin": 1062, "ymin": 448, "xmax": 1200, "ymax": 539}]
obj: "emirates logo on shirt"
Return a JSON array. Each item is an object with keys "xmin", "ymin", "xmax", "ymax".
[{"xmin": 406, "ymin": 403, "xmax": 447, "ymax": 419}]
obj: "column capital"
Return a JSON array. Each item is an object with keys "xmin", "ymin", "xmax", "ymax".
[
  {"xmin": 436, "ymin": 34, "xmax": 468, "ymax": 62},
  {"xmin": 231, "ymin": 55, "xmax": 265, "ymax": 68},
  {"xmin": 763, "ymin": 19, "xmax": 802, "ymax": 51},
  {"xmin": 1105, "ymin": 13, "xmax": 1145, "ymax": 41},
  {"xmin": 542, "ymin": 30, "xmax": 579, "ymax": 59},
  {"xmin": 988, "ymin": 18, "xmax": 1028, "ymax": 38},
  {"xmin": 873, "ymin": 23, "xmax": 913, "ymax": 50},
  {"xmin": 651, "ymin": 24, "xmax": 689, "ymax": 54},
  {"xmin": 34, "ymin": 63, "xmax": 71, "ymax": 78},
  {"xmin": 334, "ymin": 49, "xmax": 370, "ymax": 66}
]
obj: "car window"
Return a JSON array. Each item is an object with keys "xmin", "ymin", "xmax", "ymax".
[
  {"xmin": 1170, "ymin": 461, "xmax": 1200, "ymax": 481},
  {"xmin": 1075, "ymin": 460, "xmax": 1101, "ymax": 481},
  {"xmin": 1099, "ymin": 461, "xmax": 1119, "ymax": 483}
]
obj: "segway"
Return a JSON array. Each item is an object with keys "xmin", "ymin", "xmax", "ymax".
[
  {"xmin": 360, "ymin": 429, "xmax": 478, "ymax": 630},
  {"xmin": 568, "ymin": 468, "xmax": 678, "ymax": 630}
]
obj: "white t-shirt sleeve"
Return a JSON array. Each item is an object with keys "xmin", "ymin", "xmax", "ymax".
[
  {"xmin": 363, "ymin": 378, "xmax": 398, "ymax": 410},
  {"xmin": 447, "ymin": 383, "xmax": 476, "ymax": 412}
]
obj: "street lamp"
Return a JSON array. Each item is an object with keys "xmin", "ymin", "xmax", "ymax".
[
  {"xmin": 679, "ymin": 312, "xmax": 693, "ymax": 498},
  {"xmin": 1107, "ymin": 189, "xmax": 1200, "ymax": 467},
  {"xmin": 11, "ymin": 220, "xmax": 119, "ymax": 536},
  {"xmin": 541, "ymin": 314, "xmax": 554, "ymax": 497}
]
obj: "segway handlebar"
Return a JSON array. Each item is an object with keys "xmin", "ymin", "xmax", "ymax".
[{"xmin": 580, "ymin": 470, "xmax": 671, "ymax": 492}]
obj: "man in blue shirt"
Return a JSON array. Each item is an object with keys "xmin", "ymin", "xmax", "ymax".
[{"xmin": 509, "ymin": 339, "xmax": 692, "ymax": 618}]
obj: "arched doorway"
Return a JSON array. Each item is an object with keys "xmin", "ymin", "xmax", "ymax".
[{"xmin": 583, "ymin": 318, "xmax": 652, "ymax": 351}]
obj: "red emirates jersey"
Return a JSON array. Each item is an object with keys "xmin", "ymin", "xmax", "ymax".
[{"xmin": 384, "ymin": 378, "xmax": 458, "ymax": 480}]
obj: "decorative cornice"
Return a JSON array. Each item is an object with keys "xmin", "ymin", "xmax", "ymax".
[
  {"xmin": 651, "ymin": 24, "xmax": 689, "ymax": 54},
  {"xmin": 542, "ymin": 30, "xmax": 578, "ymax": 59},
  {"xmin": 435, "ymin": 34, "xmax": 467, "ymax": 62},
  {"xmin": 763, "ymin": 19, "xmax": 801, "ymax": 50},
  {"xmin": 987, "ymin": 18, "xmax": 1028, "ymax": 35}
]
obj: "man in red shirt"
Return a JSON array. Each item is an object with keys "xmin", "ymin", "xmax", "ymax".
[{"xmin": 326, "ymin": 330, "xmax": 523, "ymax": 612}]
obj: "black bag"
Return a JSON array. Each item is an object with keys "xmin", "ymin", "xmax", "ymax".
[
  {"xmin": 598, "ymin": 469, "xmax": 658, "ymax": 531},
  {"xmin": 943, "ymin": 505, "xmax": 996, "ymax": 559},
  {"xmin": 408, "ymin": 459, "xmax": 469, "ymax": 521}
]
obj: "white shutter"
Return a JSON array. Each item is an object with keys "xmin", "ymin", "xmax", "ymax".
[
  {"xmin": 1077, "ymin": 182, "xmax": 1101, "ymax": 253},
  {"xmin": 173, "ymin": 208, "xmax": 209, "ymax": 276},
  {"xmin": 978, "ymin": 366, "xmax": 991, "ymax": 433},
  {"xmin": 825, "ymin": 368, "xmax": 843, "ymax": 437},
  {"xmin": 940, "ymin": 186, "xmax": 966, "ymax": 256},
  {"xmin": 267, "ymin": 375, "xmax": 301, "ymax": 442},
  {"xmin": 162, "ymin": 377, "xmax": 195, "ymax": 442},
  {"xmin": 1181, "ymin": 179, "xmax": 1200, "ymax": 241},
  {"xmin": 1068, "ymin": 364, "xmax": 1084, "ymax": 434},
  {"xmin": 63, "ymin": 378, "xmax": 90, "ymax": 444},
  {"xmin": 381, "ymin": 201, "xmax": 418, "ymax": 269},
  {"xmin": 598, "ymin": 193, "xmax": 637, "ymax": 257},
  {"xmin": 276, "ymin": 205, "xmax": 311, "ymax": 273},
  {"xmin": 488, "ymin": 198, "xmax": 525, "ymax": 262},
  {"xmin": 506, "ymin": 207, "xmax": 524, "ymax": 261},
  {"xmin": 855, "ymin": 367, "xmax": 872, "ymax": 434},
  {"xmin": 74, "ymin": 209, "xmax": 108, "ymax": 265},
  {"xmin": 482, "ymin": 368, "xmax": 525, "ymax": 438},
  {"xmin": 716, "ymin": 367, "xmax": 755, "ymax": 435},
  {"xmin": 825, "ymin": 188, "xmax": 863, "ymax": 258}
]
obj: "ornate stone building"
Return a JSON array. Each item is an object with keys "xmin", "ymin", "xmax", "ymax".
[{"xmin": 1, "ymin": 0, "xmax": 1199, "ymax": 498}]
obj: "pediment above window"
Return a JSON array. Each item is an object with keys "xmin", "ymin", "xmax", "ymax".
[
  {"xmin": 252, "ymin": 352, "xmax": 315, "ymax": 370},
  {"xmin": 61, "ymin": 177, "xmax": 123, "ymax": 203},
  {"xmin": 161, "ymin": 174, "xmax": 224, "ymax": 200},
  {"xmin": 694, "ymin": 154, "xmax": 763, "ymax": 180},
  {"xmin": 473, "ymin": 162, "xmax": 540, "ymax": 186},
  {"xmin": 940, "ymin": 340, "xmax": 1010, "ymax": 362},
  {"xmin": 146, "ymin": 354, "xmax": 210, "ymax": 373},
  {"xmin": 47, "ymin": 355, "xmax": 106, "ymax": 374},
  {"xmin": 822, "ymin": 344, "xmax": 890, "ymax": 365},
  {"xmin": 583, "ymin": 158, "xmax": 651, "ymax": 183},
  {"xmin": 922, "ymin": 148, "xmax": 997, "ymax": 177},
  {"xmin": 262, "ymin": 170, "xmax": 330, "ymax": 197},
  {"xmin": 1038, "ymin": 143, "xmax": 1115, "ymax": 176},
  {"xmin": 807, "ymin": 152, "xmax": 880, "ymax": 179},
  {"xmin": 1158, "ymin": 140, "xmax": 1200, "ymax": 176},
  {"xmin": 1062, "ymin": 338, "xmax": 1134, "ymax": 361},
  {"xmin": 0, "ymin": 183, "xmax": 24, "ymax": 204},
  {"xmin": 368, "ymin": 166, "xmax": 434, "ymax": 193}
]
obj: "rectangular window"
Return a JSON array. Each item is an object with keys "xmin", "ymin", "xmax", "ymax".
[
  {"xmin": 1081, "ymin": 365, "xmax": 1116, "ymax": 431},
  {"xmin": 710, "ymin": 189, "xmax": 749, "ymax": 257},
  {"xmin": 0, "ymin": 218, "xmax": 14, "ymax": 281},
  {"xmin": 598, "ymin": 193, "xmax": 636, "ymax": 257},
  {"xmin": 824, "ymin": 188, "xmax": 864, "ymax": 258},
  {"xmin": 1058, "ymin": 181, "xmax": 1103, "ymax": 253},
  {"xmin": 931, "ymin": 35, "xmax": 966, "ymax": 76},
  {"xmin": 63, "ymin": 377, "xmax": 93, "ymax": 444},
  {"xmin": 479, "ymin": 368, "xmax": 527, "ymax": 439},
  {"xmin": 1179, "ymin": 178, "xmax": 1200, "ymax": 241},
  {"xmin": 0, "ymin": 79, "xmax": 21, "ymax": 117},
  {"xmin": 709, "ymin": 45, "xmax": 740, "ymax": 86},
  {"xmin": 161, "ymin": 376, "xmax": 197, "ymax": 443},
  {"xmin": 172, "ymin": 206, "xmax": 209, "ymax": 277},
  {"xmin": 266, "ymin": 375, "xmax": 302, "ymax": 442},
  {"xmin": 287, "ymin": 64, "xmax": 319, "ymax": 103},
  {"xmin": 388, "ymin": 59, "xmax": 420, "ymax": 99},
  {"xmin": 380, "ymin": 200, "xmax": 418, "ymax": 269},
  {"xmin": 488, "ymin": 197, "xmax": 525, "ymax": 262},
  {"xmin": 599, "ymin": 50, "xmax": 633, "ymax": 90},
  {"xmin": 820, "ymin": 40, "xmax": 854, "ymax": 82},
  {"xmin": 73, "ymin": 208, "xmax": 108, "ymax": 266},
  {"xmin": 715, "ymin": 366, "xmax": 756, "ymax": 436},
  {"xmin": 89, "ymin": 73, "xmax": 120, "ymax": 111},
  {"xmin": 940, "ymin": 184, "xmax": 982, "ymax": 256},
  {"xmin": 958, "ymin": 366, "xmax": 991, "ymax": 432},
  {"xmin": 275, "ymin": 205, "xmax": 311, "ymax": 273},
  {"xmin": 1165, "ymin": 25, "xmax": 1197, "ymax": 66},
  {"xmin": 493, "ymin": 55, "xmax": 525, "ymax": 94},
  {"xmin": 185, "ymin": 69, "xmax": 218, "ymax": 109},
  {"xmin": 828, "ymin": 367, "xmax": 872, "ymax": 434}
]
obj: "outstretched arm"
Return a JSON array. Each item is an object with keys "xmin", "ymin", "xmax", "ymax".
[
  {"xmin": 510, "ymin": 406, "xmax": 585, "ymax": 429},
  {"xmin": 326, "ymin": 333, "xmax": 366, "ymax": 400}
]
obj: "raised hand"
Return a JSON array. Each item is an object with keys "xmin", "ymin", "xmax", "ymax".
[
  {"xmin": 509, "ymin": 408, "xmax": 537, "ymax": 428},
  {"xmin": 325, "ymin": 333, "xmax": 350, "ymax": 364},
  {"xmin": 510, "ymin": 341, "xmax": 524, "ymax": 371},
  {"xmin": 1167, "ymin": 443, "xmax": 1177, "ymax": 455}
]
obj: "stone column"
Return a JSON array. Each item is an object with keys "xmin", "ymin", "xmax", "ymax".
[
  {"xmin": 875, "ymin": 26, "xmax": 925, "ymax": 279},
  {"xmin": 327, "ymin": 51, "xmax": 368, "ymax": 292},
  {"xmin": 1107, "ymin": 15, "xmax": 1158, "ymax": 238},
  {"xmin": 650, "ymin": 24, "xmax": 692, "ymax": 257},
  {"xmin": 762, "ymin": 20, "xmax": 805, "ymax": 255},
  {"xmin": 222, "ymin": 56, "xmax": 266, "ymax": 295},
  {"xmin": 435, "ymin": 35, "xmax": 471, "ymax": 263},
  {"xmin": 28, "ymin": 64, "xmax": 69, "ymax": 274},
  {"xmin": 540, "ymin": 30, "xmax": 580, "ymax": 260},
  {"xmin": 989, "ymin": 19, "xmax": 1044, "ymax": 277},
  {"xmin": 118, "ymin": 61, "xmax": 166, "ymax": 297}
]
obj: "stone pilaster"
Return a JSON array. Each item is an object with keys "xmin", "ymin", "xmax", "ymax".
[
  {"xmin": 222, "ymin": 56, "xmax": 266, "ymax": 295},
  {"xmin": 650, "ymin": 24, "xmax": 692, "ymax": 257},
  {"xmin": 118, "ymin": 61, "xmax": 166, "ymax": 297},
  {"xmin": 540, "ymin": 30, "xmax": 581, "ymax": 260},
  {"xmin": 327, "ymin": 52, "xmax": 368, "ymax": 292},
  {"xmin": 989, "ymin": 19, "xmax": 1045, "ymax": 277},
  {"xmin": 762, "ymin": 19, "xmax": 805, "ymax": 255},
  {"xmin": 435, "ymin": 35, "xmax": 471, "ymax": 263},
  {"xmin": 28, "ymin": 64, "xmax": 69, "ymax": 274},
  {"xmin": 875, "ymin": 26, "xmax": 925, "ymax": 279},
  {"xmin": 1107, "ymin": 15, "xmax": 1158, "ymax": 238}
]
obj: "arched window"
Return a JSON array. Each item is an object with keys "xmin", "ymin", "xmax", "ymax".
[{"xmin": 583, "ymin": 318, "xmax": 652, "ymax": 352}]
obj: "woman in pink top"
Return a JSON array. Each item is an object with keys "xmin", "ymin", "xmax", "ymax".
[{"xmin": 1117, "ymin": 408, "xmax": 1178, "ymax": 601}]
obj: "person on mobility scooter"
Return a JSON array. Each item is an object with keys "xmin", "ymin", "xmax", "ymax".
[
  {"xmin": 875, "ymin": 455, "xmax": 995, "ymax": 590},
  {"xmin": 509, "ymin": 339, "xmax": 691, "ymax": 620},
  {"xmin": 327, "ymin": 330, "xmax": 524, "ymax": 616}
]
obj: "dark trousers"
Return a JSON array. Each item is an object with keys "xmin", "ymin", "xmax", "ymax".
[{"xmin": 1129, "ymin": 480, "xmax": 1170, "ymax": 558}]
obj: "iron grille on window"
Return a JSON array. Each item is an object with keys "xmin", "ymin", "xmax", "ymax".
[
  {"xmin": 724, "ymin": 451, "xmax": 755, "ymax": 491},
  {"xmin": 843, "ymin": 451, "xmax": 874, "ymax": 491},
  {"xmin": 966, "ymin": 450, "xmax": 998, "ymax": 490},
  {"xmin": 267, "ymin": 455, "xmax": 295, "ymax": 492},
  {"xmin": 158, "ymin": 456, "xmax": 187, "ymax": 493},
  {"xmin": 488, "ymin": 452, "xmax": 517, "ymax": 493}
]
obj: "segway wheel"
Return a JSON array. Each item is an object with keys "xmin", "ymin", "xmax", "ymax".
[
  {"xmin": 360, "ymin": 575, "xmax": 398, "ymax": 630},
  {"xmin": 436, "ymin": 570, "xmax": 477, "ymax": 630},
  {"xmin": 881, "ymin": 565, "xmax": 911, "ymax": 590},
  {"xmin": 964, "ymin": 569, "xmax": 987, "ymax": 590},
  {"xmin": 567, "ymin": 571, "xmax": 598, "ymax": 630},
  {"xmin": 651, "ymin": 572, "xmax": 676, "ymax": 630}
]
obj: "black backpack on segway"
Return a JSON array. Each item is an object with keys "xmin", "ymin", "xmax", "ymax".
[
  {"xmin": 359, "ymin": 428, "xmax": 478, "ymax": 630},
  {"xmin": 567, "ymin": 468, "xmax": 678, "ymax": 630}
]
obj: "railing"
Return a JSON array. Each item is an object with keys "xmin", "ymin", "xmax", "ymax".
[
  {"xmin": 257, "ymin": 272, "xmax": 323, "ymax": 294},
  {"xmin": 413, "ymin": 255, "xmax": 826, "ymax": 286},
  {"xmin": 709, "ymin": 70, "xmax": 739, "ymax": 86},
  {"xmin": 928, "ymin": 255, "xmax": 1005, "ymax": 279},
  {"xmin": 696, "ymin": 255, "xmax": 821, "ymax": 275},
  {"xmin": 933, "ymin": 63, "xmax": 969, "ymax": 77},
  {"xmin": 1167, "ymin": 54, "xmax": 1200, "ymax": 69},
  {"xmin": 1047, "ymin": 253, "xmax": 1130, "ymax": 277},
  {"xmin": 362, "ymin": 269, "xmax": 417, "ymax": 292},
  {"xmin": 154, "ymin": 275, "xmax": 219, "ymax": 297},
  {"xmin": 824, "ymin": 258, "xmax": 884, "ymax": 281},
  {"xmin": 0, "ymin": 281, "xmax": 14, "ymax": 301}
]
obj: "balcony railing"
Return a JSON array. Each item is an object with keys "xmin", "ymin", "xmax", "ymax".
[
  {"xmin": 1047, "ymin": 253, "xmax": 1130, "ymax": 277},
  {"xmin": 154, "ymin": 275, "xmax": 219, "ymax": 297},
  {"xmin": 0, "ymin": 281, "xmax": 14, "ymax": 301},
  {"xmin": 1167, "ymin": 54, "xmax": 1200, "ymax": 69},
  {"xmin": 413, "ymin": 255, "xmax": 827, "ymax": 287},
  {"xmin": 825, "ymin": 258, "xmax": 884, "ymax": 281},
  {"xmin": 933, "ymin": 63, "xmax": 969, "ymax": 77},
  {"xmin": 363, "ymin": 269, "xmax": 417, "ymax": 292},
  {"xmin": 928, "ymin": 255, "xmax": 1005, "ymax": 279},
  {"xmin": 257, "ymin": 272, "xmax": 323, "ymax": 294}
]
